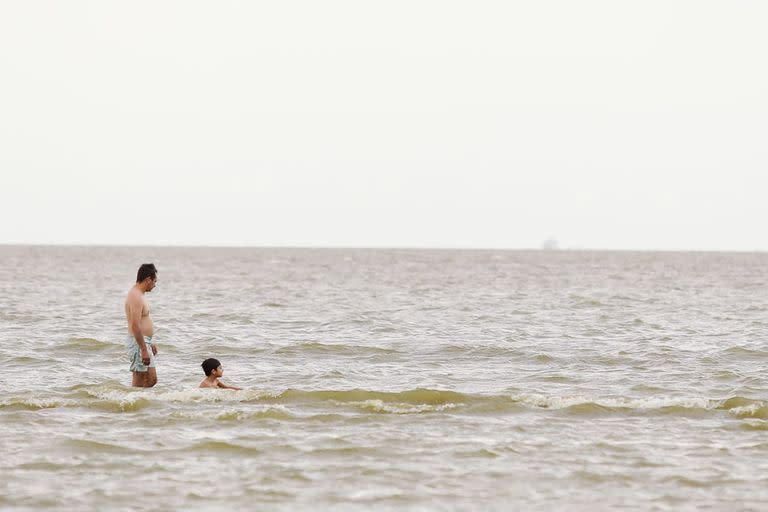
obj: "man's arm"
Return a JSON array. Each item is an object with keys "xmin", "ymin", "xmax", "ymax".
[{"xmin": 127, "ymin": 296, "xmax": 150, "ymax": 365}]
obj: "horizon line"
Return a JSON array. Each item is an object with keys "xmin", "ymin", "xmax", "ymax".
[{"xmin": 0, "ymin": 242, "xmax": 766, "ymax": 255}]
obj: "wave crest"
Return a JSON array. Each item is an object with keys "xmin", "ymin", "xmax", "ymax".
[
  {"xmin": 6, "ymin": 385, "xmax": 765, "ymax": 421},
  {"xmin": 62, "ymin": 338, "xmax": 118, "ymax": 351}
]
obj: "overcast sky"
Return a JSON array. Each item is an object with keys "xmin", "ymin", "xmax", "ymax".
[{"xmin": 1, "ymin": 1, "xmax": 766, "ymax": 250}]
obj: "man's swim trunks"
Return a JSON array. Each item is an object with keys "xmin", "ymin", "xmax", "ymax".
[{"xmin": 126, "ymin": 335, "xmax": 156, "ymax": 372}]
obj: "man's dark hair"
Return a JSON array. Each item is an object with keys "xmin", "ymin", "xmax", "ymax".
[
  {"xmin": 136, "ymin": 263, "xmax": 157, "ymax": 283},
  {"xmin": 202, "ymin": 358, "xmax": 221, "ymax": 376}
]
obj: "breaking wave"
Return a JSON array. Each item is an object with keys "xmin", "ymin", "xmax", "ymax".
[{"xmin": 3, "ymin": 385, "xmax": 766, "ymax": 419}]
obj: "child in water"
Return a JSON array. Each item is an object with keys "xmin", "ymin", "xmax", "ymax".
[{"xmin": 199, "ymin": 358, "xmax": 242, "ymax": 390}]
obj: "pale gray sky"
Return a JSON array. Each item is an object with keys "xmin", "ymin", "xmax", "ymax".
[{"xmin": 1, "ymin": 1, "xmax": 766, "ymax": 250}]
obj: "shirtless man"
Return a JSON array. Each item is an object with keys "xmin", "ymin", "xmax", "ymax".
[{"xmin": 125, "ymin": 263, "xmax": 159, "ymax": 387}]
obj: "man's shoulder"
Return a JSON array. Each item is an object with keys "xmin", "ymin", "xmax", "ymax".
[{"xmin": 125, "ymin": 287, "xmax": 142, "ymax": 303}]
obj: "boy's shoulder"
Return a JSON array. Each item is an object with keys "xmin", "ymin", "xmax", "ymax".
[{"xmin": 199, "ymin": 378, "xmax": 218, "ymax": 388}]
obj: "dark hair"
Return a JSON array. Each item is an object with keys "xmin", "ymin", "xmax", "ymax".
[
  {"xmin": 202, "ymin": 358, "xmax": 221, "ymax": 376},
  {"xmin": 136, "ymin": 263, "xmax": 157, "ymax": 283}
]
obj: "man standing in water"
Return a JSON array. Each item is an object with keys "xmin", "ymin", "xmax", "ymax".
[{"xmin": 125, "ymin": 263, "xmax": 159, "ymax": 387}]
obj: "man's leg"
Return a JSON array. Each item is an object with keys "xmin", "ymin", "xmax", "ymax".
[
  {"xmin": 132, "ymin": 369, "xmax": 157, "ymax": 388},
  {"xmin": 146, "ymin": 368, "xmax": 157, "ymax": 387}
]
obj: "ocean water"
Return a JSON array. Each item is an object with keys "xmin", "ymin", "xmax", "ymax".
[{"xmin": 1, "ymin": 246, "xmax": 767, "ymax": 511}]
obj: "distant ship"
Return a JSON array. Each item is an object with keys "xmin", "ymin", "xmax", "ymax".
[{"xmin": 541, "ymin": 238, "xmax": 559, "ymax": 250}]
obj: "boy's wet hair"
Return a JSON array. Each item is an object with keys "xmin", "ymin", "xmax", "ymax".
[
  {"xmin": 136, "ymin": 263, "xmax": 157, "ymax": 283},
  {"xmin": 202, "ymin": 358, "xmax": 221, "ymax": 376}
]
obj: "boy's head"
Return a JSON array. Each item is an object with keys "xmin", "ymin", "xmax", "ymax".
[{"xmin": 202, "ymin": 358, "xmax": 221, "ymax": 376}]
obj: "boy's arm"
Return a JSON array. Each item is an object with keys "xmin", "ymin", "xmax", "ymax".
[{"xmin": 216, "ymin": 380, "xmax": 242, "ymax": 390}]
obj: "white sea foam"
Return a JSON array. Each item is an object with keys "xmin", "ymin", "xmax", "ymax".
[
  {"xmin": 349, "ymin": 399, "xmax": 460, "ymax": 414},
  {"xmin": 512, "ymin": 393, "xmax": 714, "ymax": 411}
]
